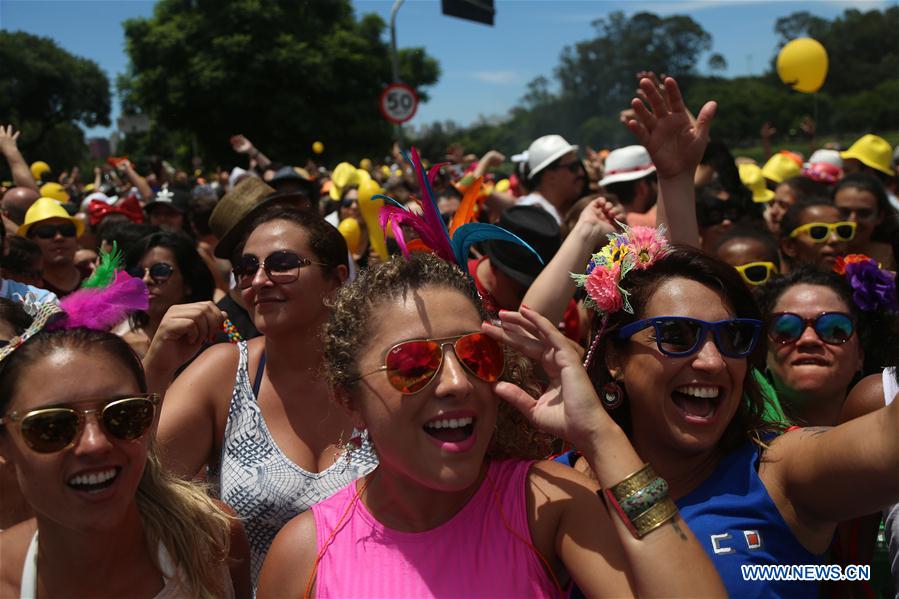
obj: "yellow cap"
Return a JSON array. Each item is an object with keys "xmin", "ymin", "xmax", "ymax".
[
  {"xmin": 840, "ymin": 134, "xmax": 895, "ymax": 176},
  {"xmin": 738, "ymin": 164, "xmax": 775, "ymax": 203},
  {"xmin": 760, "ymin": 153, "xmax": 801, "ymax": 184},
  {"xmin": 39, "ymin": 182, "xmax": 70, "ymax": 204},
  {"xmin": 17, "ymin": 197, "xmax": 84, "ymax": 238},
  {"xmin": 329, "ymin": 163, "xmax": 372, "ymax": 201},
  {"xmin": 30, "ymin": 161, "xmax": 50, "ymax": 181}
]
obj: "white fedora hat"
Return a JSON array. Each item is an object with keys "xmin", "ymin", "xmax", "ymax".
[
  {"xmin": 527, "ymin": 135, "xmax": 579, "ymax": 178},
  {"xmin": 599, "ymin": 145, "xmax": 656, "ymax": 186}
]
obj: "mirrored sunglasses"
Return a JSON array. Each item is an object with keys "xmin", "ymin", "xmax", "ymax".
[
  {"xmin": 352, "ymin": 332, "xmax": 505, "ymax": 394},
  {"xmin": 0, "ymin": 394, "xmax": 159, "ymax": 454},
  {"xmin": 768, "ymin": 312, "xmax": 855, "ymax": 345}
]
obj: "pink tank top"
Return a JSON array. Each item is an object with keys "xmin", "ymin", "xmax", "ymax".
[{"xmin": 311, "ymin": 459, "xmax": 563, "ymax": 598}]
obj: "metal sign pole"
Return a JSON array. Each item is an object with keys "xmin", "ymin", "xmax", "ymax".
[{"xmin": 390, "ymin": 0, "xmax": 406, "ymax": 145}]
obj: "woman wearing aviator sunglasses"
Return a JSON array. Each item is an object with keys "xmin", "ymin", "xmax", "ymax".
[
  {"xmin": 148, "ymin": 204, "xmax": 377, "ymax": 587},
  {"xmin": 0, "ymin": 327, "xmax": 250, "ymax": 598},
  {"xmin": 258, "ymin": 253, "xmax": 725, "ymax": 598},
  {"xmin": 118, "ymin": 230, "xmax": 215, "ymax": 358}
]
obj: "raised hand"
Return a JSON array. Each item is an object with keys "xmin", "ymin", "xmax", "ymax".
[
  {"xmin": 143, "ymin": 301, "xmax": 225, "ymax": 380},
  {"xmin": 0, "ymin": 124, "xmax": 21, "ymax": 155},
  {"xmin": 625, "ymin": 77, "xmax": 716, "ymax": 180},
  {"xmin": 229, "ymin": 134, "xmax": 254, "ymax": 155},
  {"xmin": 482, "ymin": 307, "xmax": 607, "ymax": 449}
]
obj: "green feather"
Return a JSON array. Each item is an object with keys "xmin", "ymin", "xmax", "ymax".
[{"xmin": 82, "ymin": 241, "xmax": 123, "ymax": 289}]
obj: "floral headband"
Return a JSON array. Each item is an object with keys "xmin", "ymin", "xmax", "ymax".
[
  {"xmin": 572, "ymin": 223, "xmax": 670, "ymax": 367},
  {"xmin": 833, "ymin": 254, "xmax": 898, "ymax": 313}
]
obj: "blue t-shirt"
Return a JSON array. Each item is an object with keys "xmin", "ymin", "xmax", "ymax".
[
  {"xmin": 0, "ymin": 279, "xmax": 57, "ymax": 305},
  {"xmin": 556, "ymin": 439, "xmax": 823, "ymax": 598}
]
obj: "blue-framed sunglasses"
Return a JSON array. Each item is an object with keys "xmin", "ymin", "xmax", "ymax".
[{"xmin": 618, "ymin": 316, "xmax": 762, "ymax": 358}]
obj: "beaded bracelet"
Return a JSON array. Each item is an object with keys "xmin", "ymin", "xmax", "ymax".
[{"xmin": 222, "ymin": 317, "xmax": 242, "ymax": 343}]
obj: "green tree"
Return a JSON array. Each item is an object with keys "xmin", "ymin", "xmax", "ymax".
[
  {"xmin": 120, "ymin": 0, "xmax": 439, "ymax": 166},
  {"xmin": 0, "ymin": 31, "xmax": 110, "ymax": 171}
]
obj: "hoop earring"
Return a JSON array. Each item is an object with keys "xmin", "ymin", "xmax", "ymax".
[{"xmin": 601, "ymin": 381, "xmax": 624, "ymax": 410}]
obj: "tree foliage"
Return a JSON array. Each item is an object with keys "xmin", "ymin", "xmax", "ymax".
[
  {"xmin": 412, "ymin": 7, "xmax": 899, "ymax": 158},
  {"xmin": 120, "ymin": 0, "xmax": 439, "ymax": 166},
  {"xmin": 0, "ymin": 31, "xmax": 110, "ymax": 169}
]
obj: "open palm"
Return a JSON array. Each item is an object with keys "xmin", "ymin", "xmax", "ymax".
[{"xmin": 626, "ymin": 77, "xmax": 716, "ymax": 180}]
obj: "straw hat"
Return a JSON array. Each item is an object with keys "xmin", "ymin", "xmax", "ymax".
[{"xmin": 209, "ymin": 177, "xmax": 307, "ymax": 259}]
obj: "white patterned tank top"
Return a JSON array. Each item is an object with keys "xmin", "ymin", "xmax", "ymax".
[{"xmin": 211, "ymin": 341, "xmax": 378, "ymax": 586}]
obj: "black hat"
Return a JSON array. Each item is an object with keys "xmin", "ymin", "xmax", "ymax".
[
  {"xmin": 145, "ymin": 185, "xmax": 190, "ymax": 214},
  {"xmin": 484, "ymin": 206, "xmax": 561, "ymax": 287}
]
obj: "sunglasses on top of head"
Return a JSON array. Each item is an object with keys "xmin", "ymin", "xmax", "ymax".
[
  {"xmin": 768, "ymin": 312, "xmax": 855, "ymax": 345},
  {"xmin": 618, "ymin": 316, "xmax": 762, "ymax": 358},
  {"xmin": 30, "ymin": 223, "xmax": 77, "ymax": 240},
  {"xmin": 351, "ymin": 332, "xmax": 505, "ymax": 394},
  {"xmin": 734, "ymin": 262, "xmax": 777, "ymax": 286},
  {"xmin": 0, "ymin": 394, "xmax": 159, "ymax": 454},
  {"xmin": 127, "ymin": 262, "xmax": 174, "ymax": 283},
  {"xmin": 788, "ymin": 221, "xmax": 856, "ymax": 243},
  {"xmin": 232, "ymin": 250, "xmax": 325, "ymax": 289}
]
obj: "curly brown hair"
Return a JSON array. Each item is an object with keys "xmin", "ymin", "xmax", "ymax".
[{"xmin": 324, "ymin": 253, "xmax": 553, "ymax": 460}]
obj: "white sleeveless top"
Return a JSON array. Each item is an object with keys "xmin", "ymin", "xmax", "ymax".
[
  {"xmin": 884, "ymin": 368, "xmax": 899, "ymax": 406},
  {"xmin": 19, "ymin": 532, "xmax": 230, "ymax": 598}
]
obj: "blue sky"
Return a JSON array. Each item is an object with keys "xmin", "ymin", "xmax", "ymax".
[{"xmin": 1, "ymin": 0, "xmax": 893, "ymax": 138}]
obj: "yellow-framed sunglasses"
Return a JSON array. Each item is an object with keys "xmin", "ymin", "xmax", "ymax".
[
  {"xmin": 788, "ymin": 221, "xmax": 856, "ymax": 243},
  {"xmin": 734, "ymin": 262, "xmax": 778, "ymax": 286}
]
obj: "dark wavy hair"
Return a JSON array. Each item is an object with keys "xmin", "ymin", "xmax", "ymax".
[
  {"xmin": 323, "ymin": 253, "xmax": 553, "ymax": 460},
  {"xmin": 585, "ymin": 246, "xmax": 776, "ymax": 453}
]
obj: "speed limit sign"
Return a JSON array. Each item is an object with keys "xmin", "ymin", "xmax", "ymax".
[{"xmin": 380, "ymin": 83, "xmax": 419, "ymax": 125}]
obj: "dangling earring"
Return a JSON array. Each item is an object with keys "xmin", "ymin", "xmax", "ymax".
[
  {"xmin": 601, "ymin": 381, "xmax": 624, "ymax": 410},
  {"xmin": 343, "ymin": 427, "xmax": 369, "ymax": 466}
]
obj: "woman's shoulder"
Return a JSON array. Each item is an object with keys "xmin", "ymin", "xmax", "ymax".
[
  {"xmin": 256, "ymin": 511, "xmax": 317, "ymax": 599},
  {"xmin": 0, "ymin": 519, "xmax": 36, "ymax": 595}
]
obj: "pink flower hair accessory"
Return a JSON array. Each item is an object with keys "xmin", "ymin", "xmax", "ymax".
[{"xmin": 572, "ymin": 223, "xmax": 670, "ymax": 367}]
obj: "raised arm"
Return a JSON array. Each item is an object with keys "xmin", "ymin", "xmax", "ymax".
[
  {"xmin": 143, "ymin": 302, "xmax": 232, "ymax": 478},
  {"xmin": 119, "ymin": 159, "xmax": 153, "ymax": 202},
  {"xmin": 484, "ymin": 308, "xmax": 726, "ymax": 597},
  {"xmin": 521, "ymin": 197, "xmax": 618, "ymax": 326},
  {"xmin": 625, "ymin": 77, "xmax": 716, "ymax": 248},
  {"xmin": 0, "ymin": 125, "xmax": 38, "ymax": 192},
  {"xmin": 765, "ymin": 392, "xmax": 899, "ymax": 527},
  {"xmin": 230, "ymin": 134, "xmax": 271, "ymax": 171}
]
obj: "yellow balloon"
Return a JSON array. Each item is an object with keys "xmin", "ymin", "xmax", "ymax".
[
  {"xmin": 337, "ymin": 217, "xmax": 362, "ymax": 254},
  {"xmin": 312, "ymin": 141, "xmax": 325, "ymax": 154},
  {"xmin": 357, "ymin": 179, "xmax": 388, "ymax": 261},
  {"xmin": 494, "ymin": 178, "xmax": 510, "ymax": 193},
  {"xmin": 776, "ymin": 38, "xmax": 828, "ymax": 93}
]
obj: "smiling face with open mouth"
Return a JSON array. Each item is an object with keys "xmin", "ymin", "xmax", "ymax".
[
  {"xmin": 766, "ymin": 283, "xmax": 862, "ymax": 410},
  {"xmin": 350, "ymin": 285, "xmax": 498, "ymax": 493},
  {"xmin": 0, "ymin": 346, "xmax": 151, "ymax": 533},
  {"xmin": 609, "ymin": 277, "xmax": 747, "ymax": 455}
]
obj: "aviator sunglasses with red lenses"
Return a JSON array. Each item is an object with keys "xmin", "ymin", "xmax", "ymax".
[{"xmin": 352, "ymin": 332, "xmax": 505, "ymax": 394}]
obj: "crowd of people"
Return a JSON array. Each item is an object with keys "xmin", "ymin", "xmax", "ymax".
[{"xmin": 0, "ymin": 74, "xmax": 897, "ymax": 598}]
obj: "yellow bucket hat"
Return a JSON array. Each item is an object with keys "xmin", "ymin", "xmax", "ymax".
[
  {"xmin": 739, "ymin": 163, "xmax": 775, "ymax": 203},
  {"xmin": 17, "ymin": 197, "xmax": 84, "ymax": 238},
  {"xmin": 39, "ymin": 182, "xmax": 70, "ymax": 204},
  {"xmin": 761, "ymin": 152, "xmax": 801, "ymax": 184},
  {"xmin": 30, "ymin": 161, "xmax": 50, "ymax": 181},
  {"xmin": 840, "ymin": 134, "xmax": 895, "ymax": 176}
]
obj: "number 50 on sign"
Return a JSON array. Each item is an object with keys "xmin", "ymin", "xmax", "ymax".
[{"xmin": 379, "ymin": 83, "xmax": 419, "ymax": 125}]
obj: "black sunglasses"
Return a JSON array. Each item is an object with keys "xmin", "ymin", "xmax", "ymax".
[
  {"xmin": 549, "ymin": 160, "xmax": 584, "ymax": 174},
  {"xmin": 128, "ymin": 262, "xmax": 175, "ymax": 283},
  {"xmin": 233, "ymin": 250, "xmax": 324, "ymax": 289},
  {"xmin": 30, "ymin": 223, "xmax": 77, "ymax": 239}
]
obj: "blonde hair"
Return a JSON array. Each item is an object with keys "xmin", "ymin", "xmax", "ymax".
[{"xmin": 137, "ymin": 445, "xmax": 233, "ymax": 599}]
